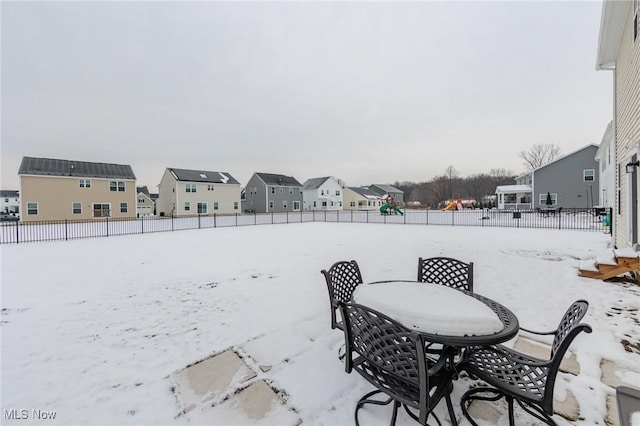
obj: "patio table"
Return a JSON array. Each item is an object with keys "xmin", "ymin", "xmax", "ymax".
[{"xmin": 351, "ymin": 280, "xmax": 519, "ymax": 346}]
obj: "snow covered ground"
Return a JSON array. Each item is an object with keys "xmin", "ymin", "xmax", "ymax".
[{"xmin": 1, "ymin": 222, "xmax": 639, "ymax": 425}]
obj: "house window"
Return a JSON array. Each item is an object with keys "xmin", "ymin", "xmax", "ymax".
[
  {"xmin": 184, "ymin": 202, "xmax": 190, "ymax": 211},
  {"xmin": 283, "ymin": 200, "xmax": 288, "ymax": 209},
  {"xmin": 583, "ymin": 169, "xmax": 595, "ymax": 182},
  {"xmin": 120, "ymin": 203, "xmax": 128, "ymax": 213},
  {"xmin": 538, "ymin": 193, "xmax": 558, "ymax": 205},
  {"xmin": 110, "ymin": 181, "xmax": 125, "ymax": 192},
  {"xmin": 322, "ymin": 201, "xmax": 327, "ymax": 207},
  {"xmin": 213, "ymin": 202, "xmax": 219, "ymax": 210},
  {"xmin": 72, "ymin": 202, "xmax": 82, "ymax": 214},
  {"xmin": 197, "ymin": 202, "xmax": 207, "ymax": 214},
  {"xmin": 269, "ymin": 201, "xmax": 274, "ymax": 209},
  {"xmin": 335, "ymin": 190, "xmax": 341, "ymax": 196},
  {"xmin": 27, "ymin": 202, "xmax": 38, "ymax": 215},
  {"xmin": 93, "ymin": 203, "xmax": 110, "ymax": 217},
  {"xmin": 293, "ymin": 201, "xmax": 300, "ymax": 211},
  {"xmin": 234, "ymin": 202, "xmax": 239, "ymax": 210},
  {"xmin": 271, "ymin": 187, "xmax": 275, "ymax": 194},
  {"xmin": 79, "ymin": 179, "xmax": 91, "ymax": 188},
  {"xmin": 4, "ymin": 198, "xmax": 8, "ymax": 202},
  {"xmin": 289, "ymin": 188, "xmax": 293, "ymax": 195},
  {"xmin": 313, "ymin": 201, "xmax": 317, "ymax": 208},
  {"xmin": 207, "ymin": 184, "xmax": 214, "ymax": 191},
  {"xmin": 280, "ymin": 187, "xmax": 283, "ymax": 193},
  {"xmin": 350, "ymin": 201, "xmax": 355, "ymax": 207},
  {"xmin": 186, "ymin": 183, "xmax": 197, "ymax": 193}
]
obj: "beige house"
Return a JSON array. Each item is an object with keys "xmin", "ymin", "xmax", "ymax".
[
  {"xmin": 18, "ymin": 157, "xmax": 137, "ymax": 222},
  {"xmin": 597, "ymin": 0, "xmax": 640, "ymax": 248},
  {"xmin": 343, "ymin": 187, "xmax": 384, "ymax": 211},
  {"xmin": 157, "ymin": 168, "xmax": 241, "ymax": 217}
]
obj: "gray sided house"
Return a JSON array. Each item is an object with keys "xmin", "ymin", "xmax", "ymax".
[
  {"xmin": 242, "ymin": 172, "xmax": 303, "ymax": 213},
  {"xmin": 532, "ymin": 144, "xmax": 600, "ymax": 209},
  {"xmin": 366, "ymin": 184, "xmax": 404, "ymax": 206}
]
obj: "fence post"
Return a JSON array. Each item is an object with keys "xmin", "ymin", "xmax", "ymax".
[
  {"xmin": 141, "ymin": 216, "xmax": 144, "ymax": 234},
  {"xmin": 558, "ymin": 211, "xmax": 562, "ymax": 230},
  {"xmin": 15, "ymin": 220, "xmax": 19, "ymax": 244},
  {"xmin": 254, "ymin": 212, "xmax": 257, "ymax": 225},
  {"xmin": 367, "ymin": 210, "xmax": 369, "ymax": 223},
  {"xmin": 198, "ymin": 214, "xmax": 201, "ymax": 229},
  {"xmin": 65, "ymin": 219, "xmax": 68, "ymax": 241},
  {"xmin": 214, "ymin": 213, "xmax": 217, "ymax": 228},
  {"xmin": 106, "ymin": 217, "xmax": 109, "ymax": 237},
  {"xmin": 271, "ymin": 212, "xmax": 274, "ymax": 224},
  {"xmin": 171, "ymin": 214, "xmax": 174, "ymax": 232},
  {"xmin": 287, "ymin": 211, "xmax": 289, "ymax": 224}
]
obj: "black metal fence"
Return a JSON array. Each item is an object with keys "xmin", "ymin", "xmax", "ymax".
[{"xmin": 0, "ymin": 207, "xmax": 612, "ymax": 244}]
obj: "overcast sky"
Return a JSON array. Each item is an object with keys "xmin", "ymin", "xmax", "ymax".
[{"xmin": 1, "ymin": 1, "xmax": 612, "ymax": 190}]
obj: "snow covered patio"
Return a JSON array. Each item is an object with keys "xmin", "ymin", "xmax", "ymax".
[{"xmin": 1, "ymin": 222, "xmax": 639, "ymax": 425}]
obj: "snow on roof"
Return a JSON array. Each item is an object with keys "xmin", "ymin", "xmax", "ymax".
[{"xmin": 495, "ymin": 185, "xmax": 532, "ymax": 193}]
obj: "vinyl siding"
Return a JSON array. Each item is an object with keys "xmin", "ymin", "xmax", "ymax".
[{"xmin": 615, "ymin": 5, "xmax": 640, "ymax": 247}]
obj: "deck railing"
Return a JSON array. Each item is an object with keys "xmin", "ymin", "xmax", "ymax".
[{"xmin": 0, "ymin": 207, "xmax": 612, "ymax": 244}]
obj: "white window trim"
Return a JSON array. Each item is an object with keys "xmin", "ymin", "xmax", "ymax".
[
  {"xmin": 72, "ymin": 202, "xmax": 82, "ymax": 214},
  {"xmin": 27, "ymin": 202, "xmax": 39, "ymax": 215},
  {"xmin": 583, "ymin": 169, "xmax": 595, "ymax": 182}
]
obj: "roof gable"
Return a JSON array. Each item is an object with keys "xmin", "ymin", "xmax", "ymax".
[
  {"xmin": 303, "ymin": 177, "xmax": 331, "ymax": 189},
  {"xmin": 167, "ymin": 168, "xmax": 239, "ymax": 185},
  {"xmin": 348, "ymin": 187, "xmax": 382, "ymax": 199},
  {"xmin": 18, "ymin": 157, "xmax": 136, "ymax": 180},
  {"xmin": 534, "ymin": 144, "xmax": 599, "ymax": 173}
]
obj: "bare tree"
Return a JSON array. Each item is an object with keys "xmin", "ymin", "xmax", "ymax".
[{"xmin": 519, "ymin": 144, "xmax": 561, "ymax": 170}]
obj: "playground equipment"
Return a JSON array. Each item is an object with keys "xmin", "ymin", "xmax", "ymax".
[
  {"xmin": 380, "ymin": 195, "xmax": 404, "ymax": 215},
  {"xmin": 380, "ymin": 203, "xmax": 404, "ymax": 215},
  {"xmin": 442, "ymin": 194, "xmax": 476, "ymax": 211}
]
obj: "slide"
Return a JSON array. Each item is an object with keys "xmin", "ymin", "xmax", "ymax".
[
  {"xmin": 380, "ymin": 204, "xmax": 404, "ymax": 216},
  {"xmin": 442, "ymin": 201, "xmax": 457, "ymax": 211}
]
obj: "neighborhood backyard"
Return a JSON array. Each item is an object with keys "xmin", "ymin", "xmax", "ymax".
[{"xmin": 1, "ymin": 222, "xmax": 639, "ymax": 425}]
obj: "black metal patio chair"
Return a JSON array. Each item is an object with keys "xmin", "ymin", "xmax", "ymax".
[
  {"xmin": 340, "ymin": 302, "xmax": 459, "ymax": 426},
  {"xmin": 417, "ymin": 257, "xmax": 474, "ymax": 292},
  {"xmin": 321, "ymin": 260, "xmax": 363, "ymax": 330},
  {"xmin": 459, "ymin": 299, "xmax": 592, "ymax": 426}
]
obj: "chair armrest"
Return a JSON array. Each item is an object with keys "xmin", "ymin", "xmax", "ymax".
[{"xmin": 519, "ymin": 326, "xmax": 556, "ymax": 336}]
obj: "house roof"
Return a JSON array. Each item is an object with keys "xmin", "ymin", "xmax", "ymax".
[
  {"xmin": 167, "ymin": 168, "xmax": 239, "ymax": 185},
  {"xmin": 348, "ymin": 187, "xmax": 383, "ymax": 199},
  {"xmin": 596, "ymin": 0, "xmax": 631, "ymax": 70},
  {"xmin": 137, "ymin": 186, "xmax": 150, "ymax": 196},
  {"xmin": 368, "ymin": 184, "xmax": 403, "ymax": 194},
  {"xmin": 495, "ymin": 185, "xmax": 532, "ymax": 194},
  {"xmin": 1, "ymin": 190, "xmax": 19, "ymax": 198},
  {"xmin": 303, "ymin": 177, "xmax": 331, "ymax": 189},
  {"xmin": 255, "ymin": 173, "xmax": 302, "ymax": 187},
  {"xmin": 18, "ymin": 157, "xmax": 136, "ymax": 180}
]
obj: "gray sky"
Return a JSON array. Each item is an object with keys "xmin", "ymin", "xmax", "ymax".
[{"xmin": 1, "ymin": 1, "xmax": 612, "ymax": 191}]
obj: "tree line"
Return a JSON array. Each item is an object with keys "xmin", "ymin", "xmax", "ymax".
[{"xmin": 392, "ymin": 167, "xmax": 516, "ymax": 209}]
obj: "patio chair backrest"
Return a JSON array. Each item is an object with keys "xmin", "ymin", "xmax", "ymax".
[
  {"xmin": 340, "ymin": 302, "xmax": 453, "ymax": 424},
  {"xmin": 321, "ymin": 260, "xmax": 363, "ymax": 329},
  {"xmin": 417, "ymin": 257, "xmax": 473, "ymax": 292}
]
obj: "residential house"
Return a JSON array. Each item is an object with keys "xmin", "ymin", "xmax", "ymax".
[
  {"xmin": 366, "ymin": 184, "xmax": 404, "ymax": 206},
  {"xmin": 1, "ymin": 190, "xmax": 20, "ymax": 214},
  {"xmin": 136, "ymin": 186, "xmax": 155, "ymax": 217},
  {"xmin": 302, "ymin": 176, "xmax": 343, "ymax": 211},
  {"xmin": 343, "ymin": 187, "xmax": 384, "ymax": 211},
  {"xmin": 495, "ymin": 145, "xmax": 599, "ymax": 210},
  {"xmin": 595, "ymin": 121, "xmax": 615, "ymax": 209},
  {"xmin": 18, "ymin": 156, "xmax": 136, "ymax": 222},
  {"xmin": 532, "ymin": 144, "xmax": 600, "ymax": 209},
  {"xmin": 157, "ymin": 168, "xmax": 241, "ymax": 217},
  {"xmin": 242, "ymin": 173, "xmax": 303, "ymax": 213},
  {"xmin": 597, "ymin": 0, "xmax": 640, "ymax": 248}
]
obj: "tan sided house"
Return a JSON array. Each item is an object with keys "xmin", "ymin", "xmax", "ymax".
[
  {"xmin": 18, "ymin": 157, "xmax": 137, "ymax": 222},
  {"xmin": 157, "ymin": 168, "xmax": 241, "ymax": 217}
]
